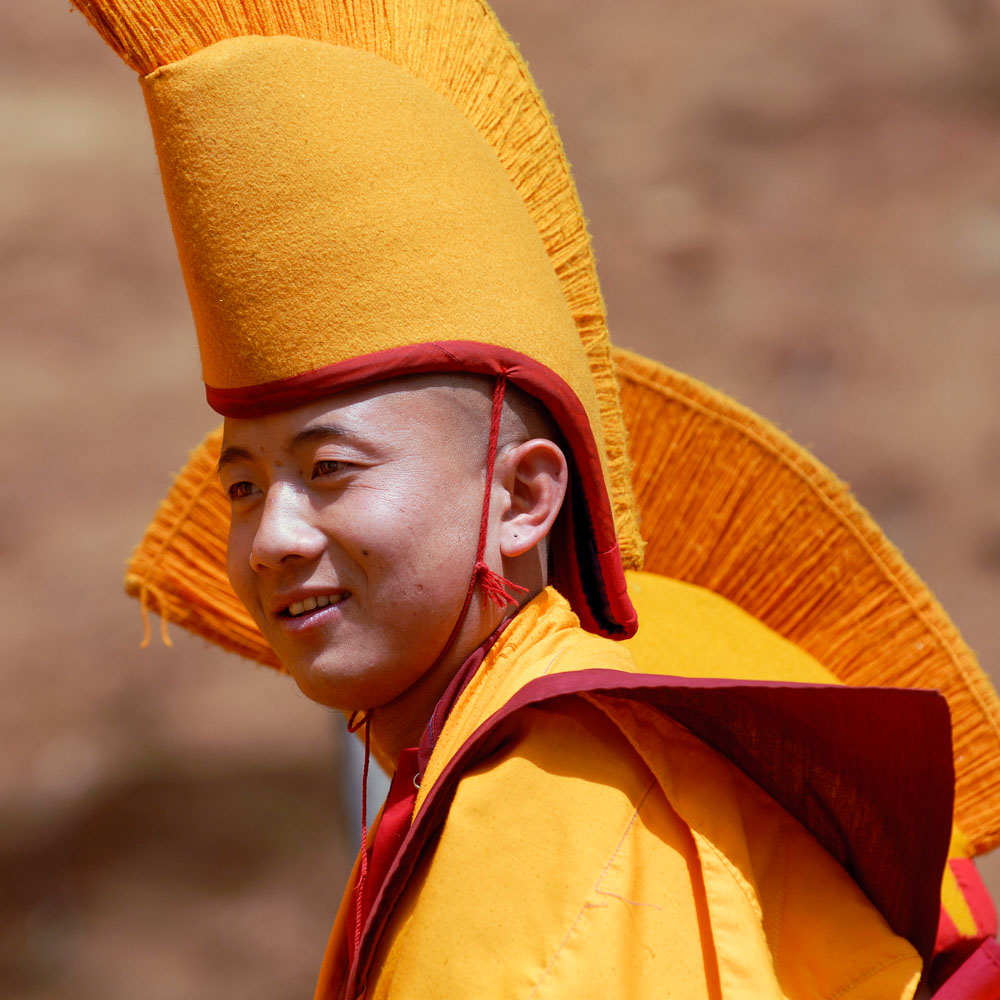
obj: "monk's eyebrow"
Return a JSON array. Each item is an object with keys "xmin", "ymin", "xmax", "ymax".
[
  {"xmin": 217, "ymin": 423, "xmax": 355, "ymax": 475},
  {"xmin": 217, "ymin": 445, "xmax": 255, "ymax": 474},
  {"xmin": 287, "ymin": 423, "xmax": 352, "ymax": 450}
]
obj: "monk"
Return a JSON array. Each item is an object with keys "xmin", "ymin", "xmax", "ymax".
[
  {"xmin": 66, "ymin": 0, "xmax": 999, "ymax": 995},
  {"xmin": 217, "ymin": 373, "xmax": 934, "ymax": 999}
]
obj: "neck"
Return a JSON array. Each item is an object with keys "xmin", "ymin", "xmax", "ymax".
[
  {"xmin": 368, "ymin": 613, "xmax": 506, "ymax": 765},
  {"xmin": 376, "ymin": 596, "xmax": 539, "ymax": 767},
  {"xmin": 371, "ymin": 548, "xmax": 547, "ymax": 766}
]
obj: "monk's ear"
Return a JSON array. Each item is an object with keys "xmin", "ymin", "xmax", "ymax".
[{"xmin": 498, "ymin": 439, "xmax": 568, "ymax": 558}]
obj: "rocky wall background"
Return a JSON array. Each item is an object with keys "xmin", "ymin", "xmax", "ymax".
[{"xmin": 3, "ymin": 1, "xmax": 999, "ymax": 996}]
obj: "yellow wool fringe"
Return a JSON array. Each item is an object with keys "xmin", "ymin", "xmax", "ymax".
[
  {"xmin": 614, "ymin": 347, "xmax": 1000, "ymax": 857},
  {"xmin": 71, "ymin": 0, "xmax": 643, "ymax": 570},
  {"xmin": 125, "ymin": 426, "xmax": 283, "ymax": 671}
]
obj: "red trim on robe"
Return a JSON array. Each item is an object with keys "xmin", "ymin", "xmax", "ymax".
[
  {"xmin": 953, "ymin": 858, "xmax": 999, "ymax": 939},
  {"xmin": 932, "ymin": 858, "xmax": 1000, "ymax": 990},
  {"xmin": 346, "ymin": 748, "xmax": 420, "ymax": 970},
  {"xmin": 417, "ymin": 615, "xmax": 515, "ymax": 778},
  {"xmin": 937, "ymin": 905, "xmax": 963, "ymax": 960},
  {"xmin": 932, "ymin": 938, "xmax": 1000, "ymax": 998}
]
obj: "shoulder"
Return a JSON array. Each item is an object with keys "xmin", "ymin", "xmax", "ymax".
[
  {"xmin": 371, "ymin": 698, "xmax": 719, "ymax": 998},
  {"xmin": 372, "ymin": 695, "xmax": 922, "ymax": 1000}
]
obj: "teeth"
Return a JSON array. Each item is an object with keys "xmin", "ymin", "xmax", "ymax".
[{"xmin": 286, "ymin": 594, "xmax": 343, "ymax": 617}]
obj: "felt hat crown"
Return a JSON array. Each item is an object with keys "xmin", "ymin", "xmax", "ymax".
[{"xmin": 72, "ymin": 0, "xmax": 645, "ymax": 637}]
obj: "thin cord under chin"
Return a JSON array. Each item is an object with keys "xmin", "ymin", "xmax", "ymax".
[
  {"xmin": 346, "ymin": 710, "xmax": 368, "ymax": 734},
  {"xmin": 352, "ymin": 711, "xmax": 372, "ymax": 958}
]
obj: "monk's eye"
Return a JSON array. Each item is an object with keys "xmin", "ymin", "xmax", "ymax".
[
  {"xmin": 227, "ymin": 481, "xmax": 257, "ymax": 501},
  {"xmin": 312, "ymin": 460, "xmax": 347, "ymax": 478}
]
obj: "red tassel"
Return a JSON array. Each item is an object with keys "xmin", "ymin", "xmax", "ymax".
[
  {"xmin": 474, "ymin": 560, "xmax": 529, "ymax": 610},
  {"xmin": 468, "ymin": 376, "xmax": 529, "ymax": 612}
]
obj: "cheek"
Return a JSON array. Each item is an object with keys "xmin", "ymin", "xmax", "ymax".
[
  {"xmin": 357, "ymin": 496, "xmax": 455, "ymax": 582},
  {"xmin": 343, "ymin": 468, "xmax": 482, "ymax": 593},
  {"xmin": 225, "ymin": 524, "xmax": 255, "ymax": 602}
]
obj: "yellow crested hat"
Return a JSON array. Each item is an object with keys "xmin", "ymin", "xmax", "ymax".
[
  {"xmin": 72, "ymin": 0, "xmax": 644, "ymax": 637},
  {"xmin": 74, "ymin": 0, "xmax": 1000, "ymax": 854}
]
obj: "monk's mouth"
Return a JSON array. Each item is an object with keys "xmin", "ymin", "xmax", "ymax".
[{"xmin": 279, "ymin": 593, "xmax": 348, "ymax": 619}]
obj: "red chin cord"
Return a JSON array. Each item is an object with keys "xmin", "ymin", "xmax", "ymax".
[
  {"xmin": 346, "ymin": 374, "xmax": 527, "ymax": 954},
  {"xmin": 346, "ymin": 708, "xmax": 372, "ymax": 960},
  {"xmin": 445, "ymin": 373, "xmax": 530, "ymax": 635}
]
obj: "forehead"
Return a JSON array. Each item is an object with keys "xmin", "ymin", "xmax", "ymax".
[{"xmin": 220, "ymin": 376, "xmax": 489, "ymax": 456}]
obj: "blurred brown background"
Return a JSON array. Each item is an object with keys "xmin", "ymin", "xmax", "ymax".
[{"xmin": 3, "ymin": 1, "xmax": 999, "ymax": 996}]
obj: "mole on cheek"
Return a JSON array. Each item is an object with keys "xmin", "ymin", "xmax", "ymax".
[{"xmin": 361, "ymin": 549, "xmax": 370, "ymax": 557}]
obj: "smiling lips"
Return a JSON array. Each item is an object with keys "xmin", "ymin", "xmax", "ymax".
[{"xmin": 284, "ymin": 593, "xmax": 346, "ymax": 618}]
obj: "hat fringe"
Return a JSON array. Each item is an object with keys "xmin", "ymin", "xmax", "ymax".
[
  {"xmin": 615, "ymin": 347, "xmax": 1000, "ymax": 856},
  {"xmin": 124, "ymin": 426, "xmax": 283, "ymax": 669},
  {"xmin": 72, "ymin": 0, "xmax": 643, "ymax": 567}
]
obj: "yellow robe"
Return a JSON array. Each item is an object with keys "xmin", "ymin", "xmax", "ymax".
[{"xmin": 317, "ymin": 581, "xmax": 933, "ymax": 999}]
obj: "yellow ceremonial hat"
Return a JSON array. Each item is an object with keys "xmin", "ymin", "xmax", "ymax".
[
  {"xmin": 73, "ymin": 0, "xmax": 1000, "ymax": 855},
  {"xmin": 72, "ymin": 0, "xmax": 644, "ymax": 638}
]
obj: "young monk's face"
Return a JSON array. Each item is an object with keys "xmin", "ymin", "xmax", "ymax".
[{"xmin": 219, "ymin": 378, "xmax": 492, "ymax": 712}]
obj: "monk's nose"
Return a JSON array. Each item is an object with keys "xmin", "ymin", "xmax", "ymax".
[{"xmin": 249, "ymin": 484, "xmax": 326, "ymax": 570}]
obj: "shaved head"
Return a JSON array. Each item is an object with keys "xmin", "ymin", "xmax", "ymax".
[{"xmin": 388, "ymin": 373, "xmax": 561, "ymax": 459}]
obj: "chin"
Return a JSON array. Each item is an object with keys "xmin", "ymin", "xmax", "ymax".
[
  {"xmin": 287, "ymin": 662, "xmax": 357, "ymax": 711},
  {"xmin": 283, "ymin": 654, "xmax": 398, "ymax": 713}
]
